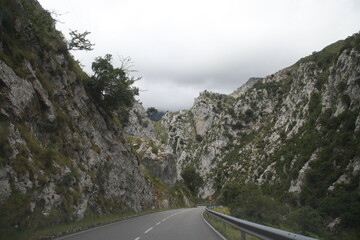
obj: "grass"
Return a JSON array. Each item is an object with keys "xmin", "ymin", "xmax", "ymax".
[
  {"xmin": 203, "ymin": 211, "xmax": 260, "ymax": 240},
  {"xmin": 153, "ymin": 121, "xmax": 168, "ymax": 144},
  {"xmin": 10, "ymin": 207, "xmax": 181, "ymax": 240}
]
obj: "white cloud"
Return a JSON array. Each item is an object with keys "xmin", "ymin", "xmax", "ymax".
[{"xmin": 38, "ymin": 0, "xmax": 360, "ymax": 110}]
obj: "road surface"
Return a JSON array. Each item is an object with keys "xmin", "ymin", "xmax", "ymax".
[{"xmin": 57, "ymin": 206, "xmax": 223, "ymax": 240}]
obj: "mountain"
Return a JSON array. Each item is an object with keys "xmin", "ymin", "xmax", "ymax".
[
  {"xmin": 149, "ymin": 111, "xmax": 167, "ymax": 121},
  {"xmin": 0, "ymin": 0, "xmax": 192, "ymax": 238},
  {"xmin": 156, "ymin": 34, "xmax": 360, "ymax": 238},
  {"xmin": 1, "ymin": 0, "xmax": 359, "ymax": 239}
]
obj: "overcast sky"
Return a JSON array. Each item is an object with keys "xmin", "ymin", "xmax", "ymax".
[{"xmin": 38, "ymin": 0, "xmax": 360, "ymax": 111}]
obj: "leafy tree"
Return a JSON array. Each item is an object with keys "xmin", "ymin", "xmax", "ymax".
[
  {"xmin": 288, "ymin": 206, "xmax": 324, "ymax": 236},
  {"xmin": 220, "ymin": 183, "xmax": 288, "ymax": 225},
  {"xmin": 88, "ymin": 54, "xmax": 140, "ymax": 111},
  {"xmin": 146, "ymin": 107, "xmax": 158, "ymax": 118},
  {"xmin": 181, "ymin": 166, "xmax": 203, "ymax": 196},
  {"xmin": 67, "ymin": 29, "xmax": 94, "ymax": 51}
]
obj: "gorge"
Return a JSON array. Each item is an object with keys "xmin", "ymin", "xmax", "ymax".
[{"xmin": 0, "ymin": 0, "xmax": 359, "ymax": 239}]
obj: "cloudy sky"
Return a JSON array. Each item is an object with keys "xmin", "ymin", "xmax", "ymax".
[{"xmin": 38, "ymin": 0, "xmax": 360, "ymax": 111}]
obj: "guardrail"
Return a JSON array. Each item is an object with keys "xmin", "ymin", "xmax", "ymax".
[{"xmin": 205, "ymin": 207, "xmax": 318, "ymax": 240}]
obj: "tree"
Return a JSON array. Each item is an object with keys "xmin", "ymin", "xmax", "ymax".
[
  {"xmin": 146, "ymin": 107, "xmax": 158, "ymax": 118},
  {"xmin": 181, "ymin": 166, "xmax": 203, "ymax": 196},
  {"xmin": 88, "ymin": 54, "xmax": 140, "ymax": 111},
  {"xmin": 67, "ymin": 30, "xmax": 94, "ymax": 51}
]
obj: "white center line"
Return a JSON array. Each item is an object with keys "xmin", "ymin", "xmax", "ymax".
[
  {"xmin": 156, "ymin": 221, "xmax": 161, "ymax": 225},
  {"xmin": 144, "ymin": 227, "xmax": 153, "ymax": 234},
  {"xmin": 134, "ymin": 238, "xmax": 140, "ymax": 240},
  {"xmin": 162, "ymin": 218, "xmax": 166, "ymax": 222}
]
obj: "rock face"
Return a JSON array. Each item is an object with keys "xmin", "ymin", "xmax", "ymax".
[
  {"xmin": 141, "ymin": 155, "xmax": 177, "ymax": 187},
  {"xmin": 160, "ymin": 35, "xmax": 360, "ymax": 208},
  {"xmin": 0, "ymin": 0, "xmax": 154, "ymax": 234},
  {"xmin": 124, "ymin": 101, "xmax": 156, "ymax": 139},
  {"xmin": 127, "ymin": 136, "xmax": 178, "ymax": 187},
  {"xmin": 1, "ymin": 0, "xmax": 359, "ymax": 236}
]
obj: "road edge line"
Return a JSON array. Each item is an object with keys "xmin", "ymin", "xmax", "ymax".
[
  {"xmin": 201, "ymin": 211, "xmax": 227, "ymax": 240},
  {"xmin": 55, "ymin": 208, "xmax": 187, "ymax": 239}
]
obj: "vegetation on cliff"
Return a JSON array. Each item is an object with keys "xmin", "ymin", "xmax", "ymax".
[
  {"xmin": 0, "ymin": 0, "xmax": 173, "ymax": 239},
  {"xmin": 159, "ymin": 32, "xmax": 360, "ymax": 239}
]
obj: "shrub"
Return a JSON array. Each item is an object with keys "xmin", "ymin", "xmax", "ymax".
[
  {"xmin": 181, "ymin": 166, "xmax": 203, "ymax": 196},
  {"xmin": 87, "ymin": 54, "xmax": 140, "ymax": 111}
]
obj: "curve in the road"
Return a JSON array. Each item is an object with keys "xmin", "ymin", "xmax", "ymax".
[{"xmin": 57, "ymin": 206, "xmax": 223, "ymax": 240}]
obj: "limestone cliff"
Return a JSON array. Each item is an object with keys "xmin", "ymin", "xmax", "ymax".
[
  {"xmin": 124, "ymin": 102, "xmax": 190, "ymax": 207},
  {"xmin": 0, "ymin": 0, "xmax": 156, "ymax": 236},
  {"xmin": 159, "ymin": 34, "xmax": 360, "ymax": 232},
  {"xmin": 1, "ymin": 0, "xmax": 359, "ymax": 237}
]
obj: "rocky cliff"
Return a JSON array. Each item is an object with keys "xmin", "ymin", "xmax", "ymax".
[
  {"xmin": 0, "ymin": 0, "xmax": 192, "ymax": 237},
  {"xmin": 124, "ymin": 101, "xmax": 189, "ymax": 206},
  {"xmin": 158, "ymin": 34, "xmax": 360, "ymax": 234},
  {"xmin": 1, "ymin": 0, "xmax": 359, "ymax": 238}
]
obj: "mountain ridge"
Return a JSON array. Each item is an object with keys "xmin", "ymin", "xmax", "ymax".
[
  {"xmin": 0, "ymin": 0, "xmax": 359, "ymax": 238},
  {"xmin": 152, "ymin": 32, "xmax": 360, "ymax": 238}
]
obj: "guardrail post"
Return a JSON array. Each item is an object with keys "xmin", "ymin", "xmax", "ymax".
[
  {"xmin": 241, "ymin": 230, "xmax": 246, "ymax": 240},
  {"xmin": 222, "ymin": 221, "xmax": 226, "ymax": 232}
]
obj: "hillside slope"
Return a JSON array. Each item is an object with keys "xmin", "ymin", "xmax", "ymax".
[
  {"xmin": 158, "ymin": 33, "xmax": 360, "ymax": 237},
  {"xmin": 0, "ymin": 0, "xmax": 192, "ymax": 237}
]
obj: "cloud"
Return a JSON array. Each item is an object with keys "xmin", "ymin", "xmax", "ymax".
[{"xmin": 39, "ymin": 0, "xmax": 360, "ymax": 110}]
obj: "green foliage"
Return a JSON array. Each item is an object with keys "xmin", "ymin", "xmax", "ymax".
[
  {"xmin": 180, "ymin": 166, "xmax": 204, "ymax": 196},
  {"xmin": 0, "ymin": 0, "xmax": 33, "ymax": 75},
  {"xmin": 253, "ymin": 80, "xmax": 280, "ymax": 97},
  {"xmin": 142, "ymin": 168, "xmax": 194, "ymax": 207},
  {"xmin": 288, "ymin": 206, "xmax": 324, "ymax": 236},
  {"xmin": 308, "ymin": 92, "xmax": 321, "ymax": 114},
  {"xmin": 91, "ymin": 144, "xmax": 102, "ymax": 154},
  {"xmin": 20, "ymin": 0, "xmax": 67, "ymax": 52},
  {"xmin": 204, "ymin": 212, "xmax": 260, "ymax": 240},
  {"xmin": 146, "ymin": 107, "xmax": 158, "ymax": 118},
  {"xmin": 0, "ymin": 189, "xmax": 79, "ymax": 238},
  {"xmin": 231, "ymin": 121, "xmax": 243, "ymax": 130},
  {"xmin": 0, "ymin": 189, "xmax": 32, "ymax": 238},
  {"xmin": 220, "ymin": 183, "xmax": 289, "ymax": 226},
  {"xmin": 297, "ymin": 32, "xmax": 360, "ymax": 70},
  {"xmin": 0, "ymin": 121, "xmax": 11, "ymax": 166},
  {"xmin": 153, "ymin": 121, "xmax": 168, "ymax": 144},
  {"xmin": 67, "ymin": 30, "xmax": 94, "ymax": 51},
  {"xmin": 87, "ymin": 54, "xmax": 139, "ymax": 111},
  {"xmin": 218, "ymin": 105, "xmax": 360, "ymax": 238},
  {"xmin": 17, "ymin": 124, "xmax": 72, "ymax": 170}
]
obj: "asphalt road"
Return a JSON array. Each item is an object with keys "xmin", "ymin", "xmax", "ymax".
[{"xmin": 57, "ymin": 206, "xmax": 223, "ymax": 240}]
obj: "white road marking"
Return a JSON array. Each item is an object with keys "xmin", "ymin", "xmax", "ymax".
[
  {"xmin": 144, "ymin": 227, "xmax": 153, "ymax": 234},
  {"xmin": 162, "ymin": 218, "xmax": 166, "ymax": 222},
  {"xmin": 156, "ymin": 221, "xmax": 161, "ymax": 225},
  {"xmin": 134, "ymin": 238, "xmax": 141, "ymax": 240}
]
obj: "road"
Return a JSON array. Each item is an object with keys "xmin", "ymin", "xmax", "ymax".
[{"xmin": 57, "ymin": 206, "xmax": 223, "ymax": 240}]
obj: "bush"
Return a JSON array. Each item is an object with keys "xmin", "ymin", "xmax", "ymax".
[
  {"xmin": 288, "ymin": 206, "xmax": 324, "ymax": 236},
  {"xmin": 87, "ymin": 54, "xmax": 139, "ymax": 111},
  {"xmin": 220, "ymin": 183, "xmax": 288, "ymax": 225},
  {"xmin": 181, "ymin": 166, "xmax": 203, "ymax": 196}
]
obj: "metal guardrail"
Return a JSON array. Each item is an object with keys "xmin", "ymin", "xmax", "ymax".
[{"xmin": 205, "ymin": 207, "xmax": 318, "ymax": 240}]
